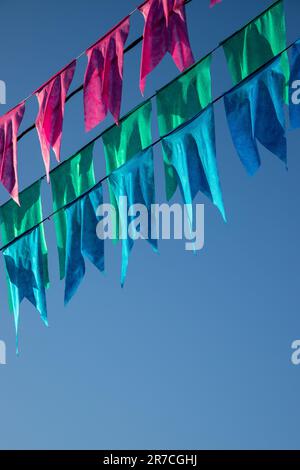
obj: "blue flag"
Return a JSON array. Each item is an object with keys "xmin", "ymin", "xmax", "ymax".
[
  {"xmin": 3, "ymin": 227, "xmax": 49, "ymax": 353},
  {"xmin": 224, "ymin": 57, "xmax": 287, "ymax": 176},
  {"xmin": 109, "ymin": 148, "xmax": 157, "ymax": 287},
  {"xmin": 64, "ymin": 185, "xmax": 104, "ymax": 305},
  {"xmin": 162, "ymin": 104, "xmax": 226, "ymax": 228}
]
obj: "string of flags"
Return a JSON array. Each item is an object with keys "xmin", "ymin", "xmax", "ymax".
[{"xmin": 0, "ymin": 0, "xmax": 298, "ymax": 351}]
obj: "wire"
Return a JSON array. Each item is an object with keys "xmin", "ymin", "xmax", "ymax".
[
  {"xmin": 16, "ymin": 0, "xmax": 193, "ymax": 142},
  {"xmin": 0, "ymin": 38, "xmax": 295, "ymax": 253},
  {"xmin": 13, "ymin": 0, "xmax": 277, "ymax": 186}
]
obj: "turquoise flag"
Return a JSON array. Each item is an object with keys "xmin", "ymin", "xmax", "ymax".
[
  {"xmin": 64, "ymin": 184, "xmax": 104, "ymax": 305},
  {"xmin": 162, "ymin": 105, "xmax": 226, "ymax": 228},
  {"xmin": 3, "ymin": 227, "xmax": 49, "ymax": 353},
  {"xmin": 108, "ymin": 148, "xmax": 157, "ymax": 287},
  {"xmin": 50, "ymin": 143, "xmax": 96, "ymax": 280},
  {"xmin": 102, "ymin": 100, "xmax": 153, "ymax": 239},
  {"xmin": 156, "ymin": 54, "xmax": 212, "ymax": 201}
]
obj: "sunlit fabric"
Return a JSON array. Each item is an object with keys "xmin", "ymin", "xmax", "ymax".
[
  {"xmin": 64, "ymin": 184, "xmax": 104, "ymax": 305},
  {"xmin": 0, "ymin": 180, "xmax": 49, "ymax": 287},
  {"xmin": 50, "ymin": 143, "xmax": 96, "ymax": 280},
  {"xmin": 224, "ymin": 58, "xmax": 287, "ymax": 176},
  {"xmin": 84, "ymin": 17, "xmax": 130, "ymax": 131},
  {"xmin": 3, "ymin": 227, "xmax": 49, "ymax": 353},
  {"xmin": 222, "ymin": 0, "xmax": 289, "ymax": 102},
  {"xmin": 102, "ymin": 100, "xmax": 152, "ymax": 238},
  {"xmin": 35, "ymin": 60, "xmax": 76, "ymax": 180},
  {"xmin": 139, "ymin": 0, "xmax": 194, "ymax": 94},
  {"xmin": 109, "ymin": 148, "xmax": 157, "ymax": 287},
  {"xmin": 156, "ymin": 54, "xmax": 212, "ymax": 200},
  {"xmin": 162, "ymin": 105, "xmax": 226, "ymax": 228},
  {"xmin": 0, "ymin": 102, "xmax": 25, "ymax": 204},
  {"xmin": 289, "ymin": 40, "xmax": 300, "ymax": 129}
]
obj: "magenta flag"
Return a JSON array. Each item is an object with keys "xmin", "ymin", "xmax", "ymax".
[
  {"xmin": 0, "ymin": 102, "xmax": 25, "ymax": 205},
  {"xmin": 84, "ymin": 17, "xmax": 130, "ymax": 132},
  {"xmin": 35, "ymin": 60, "xmax": 76, "ymax": 181},
  {"xmin": 210, "ymin": 0, "xmax": 222, "ymax": 6},
  {"xmin": 139, "ymin": 0, "xmax": 194, "ymax": 94}
]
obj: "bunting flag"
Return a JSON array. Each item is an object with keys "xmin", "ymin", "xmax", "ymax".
[
  {"xmin": 156, "ymin": 54, "xmax": 212, "ymax": 200},
  {"xmin": 0, "ymin": 102, "xmax": 25, "ymax": 204},
  {"xmin": 210, "ymin": 0, "xmax": 222, "ymax": 6},
  {"xmin": 162, "ymin": 104, "xmax": 226, "ymax": 227},
  {"xmin": 0, "ymin": 180, "xmax": 49, "ymax": 352},
  {"xmin": 222, "ymin": 0, "xmax": 289, "ymax": 101},
  {"xmin": 50, "ymin": 143, "xmax": 96, "ymax": 280},
  {"xmin": 139, "ymin": 0, "xmax": 194, "ymax": 94},
  {"xmin": 224, "ymin": 57, "xmax": 287, "ymax": 176},
  {"xmin": 84, "ymin": 17, "xmax": 130, "ymax": 132},
  {"xmin": 289, "ymin": 40, "xmax": 300, "ymax": 129},
  {"xmin": 64, "ymin": 184, "xmax": 104, "ymax": 305},
  {"xmin": 3, "ymin": 227, "xmax": 49, "ymax": 353},
  {"xmin": 0, "ymin": 179, "xmax": 49, "ymax": 288},
  {"xmin": 35, "ymin": 60, "xmax": 77, "ymax": 181},
  {"xmin": 0, "ymin": 179, "xmax": 43, "ymax": 244},
  {"xmin": 102, "ymin": 100, "xmax": 153, "ymax": 238},
  {"xmin": 109, "ymin": 148, "xmax": 157, "ymax": 287}
]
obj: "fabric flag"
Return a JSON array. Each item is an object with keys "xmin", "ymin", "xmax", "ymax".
[
  {"xmin": 210, "ymin": 0, "xmax": 221, "ymax": 6},
  {"xmin": 64, "ymin": 184, "xmax": 104, "ymax": 305},
  {"xmin": 139, "ymin": 0, "xmax": 194, "ymax": 94},
  {"xmin": 102, "ymin": 100, "xmax": 152, "ymax": 238},
  {"xmin": 0, "ymin": 181, "xmax": 49, "ymax": 302},
  {"xmin": 109, "ymin": 148, "xmax": 157, "ymax": 287},
  {"xmin": 156, "ymin": 54, "xmax": 212, "ymax": 200},
  {"xmin": 84, "ymin": 17, "xmax": 130, "ymax": 132},
  {"xmin": 289, "ymin": 40, "xmax": 300, "ymax": 129},
  {"xmin": 162, "ymin": 105, "xmax": 226, "ymax": 228},
  {"xmin": 0, "ymin": 102, "xmax": 25, "ymax": 204},
  {"xmin": 35, "ymin": 60, "xmax": 76, "ymax": 181},
  {"xmin": 222, "ymin": 0, "xmax": 289, "ymax": 101},
  {"xmin": 50, "ymin": 143, "xmax": 96, "ymax": 280},
  {"xmin": 0, "ymin": 179, "xmax": 49, "ymax": 287},
  {"xmin": 224, "ymin": 57, "xmax": 287, "ymax": 176},
  {"xmin": 3, "ymin": 227, "xmax": 49, "ymax": 353}
]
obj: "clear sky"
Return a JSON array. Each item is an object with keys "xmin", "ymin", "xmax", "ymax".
[{"xmin": 0, "ymin": 0, "xmax": 300, "ymax": 450}]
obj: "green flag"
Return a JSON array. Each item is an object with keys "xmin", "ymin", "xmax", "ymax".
[
  {"xmin": 102, "ymin": 99, "xmax": 153, "ymax": 238},
  {"xmin": 50, "ymin": 143, "xmax": 96, "ymax": 279},
  {"xmin": 222, "ymin": 0, "xmax": 289, "ymax": 101},
  {"xmin": 156, "ymin": 55, "xmax": 212, "ymax": 200},
  {"xmin": 0, "ymin": 180, "xmax": 49, "ymax": 288}
]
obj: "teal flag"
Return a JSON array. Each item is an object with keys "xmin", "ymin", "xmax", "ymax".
[
  {"xmin": 222, "ymin": 0, "xmax": 289, "ymax": 102},
  {"xmin": 50, "ymin": 143, "xmax": 96, "ymax": 279},
  {"xmin": 64, "ymin": 184, "xmax": 104, "ymax": 305},
  {"xmin": 162, "ymin": 105, "xmax": 226, "ymax": 228},
  {"xmin": 102, "ymin": 100, "xmax": 153, "ymax": 239},
  {"xmin": 3, "ymin": 227, "xmax": 49, "ymax": 353},
  {"xmin": 156, "ymin": 55, "xmax": 212, "ymax": 200},
  {"xmin": 108, "ymin": 148, "xmax": 157, "ymax": 287},
  {"xmin": 0, "ymin": 180, "xmax": 49, "ymax": 288}
]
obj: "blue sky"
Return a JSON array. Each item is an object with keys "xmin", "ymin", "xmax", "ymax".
[{"xmin": 0, "ymin": 0, "xmax": 300, "ymax": 450}]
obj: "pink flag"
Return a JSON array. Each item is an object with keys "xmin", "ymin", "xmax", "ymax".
[
  {"xmin": 0, "ymin": 102, "xmax": 25, "ymax": 205},
  {"xmin": 139, "ymin": 0, "xmax": 194, "ymax": 94},
  {"xmin": 84, "ymin": 17, "xmax": 130, "ymax": 132},
  {"xmin": 210, "ymin": 0, "xmax": 222, "ymax": 6},
  {"xmin": 35, "ymin": 60, "xmax": 76, "ymax": 181}
]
